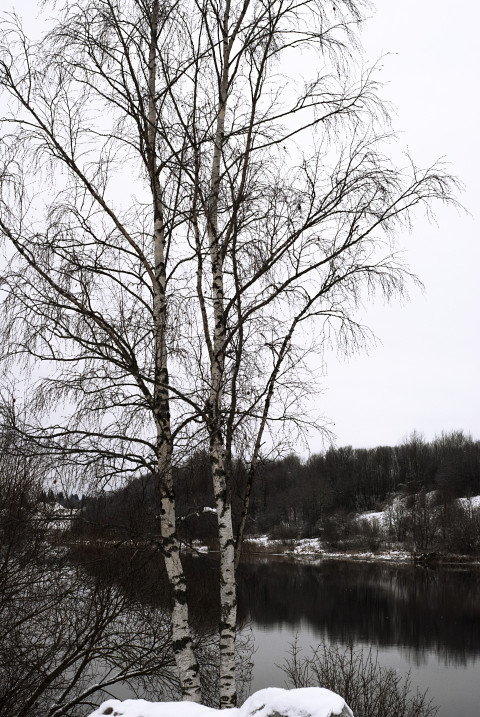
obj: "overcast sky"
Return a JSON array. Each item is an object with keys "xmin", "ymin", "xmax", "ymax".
[
  {"xmin": 311, "ymin": 0, "xmax": 480, "ymax": 451},
  {"xmin": 8, "ymin": 0, "xmax": 480, "ymax": 453}
]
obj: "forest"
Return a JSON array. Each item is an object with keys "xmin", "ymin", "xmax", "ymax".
[{"xmin": 66, "ymin": 430, "xmax": 480, "ymax": 554}]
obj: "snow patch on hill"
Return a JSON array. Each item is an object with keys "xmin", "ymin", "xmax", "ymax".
[
  {"xmin": 356, "ymin": 494, "xmax": 480, "ymax": 529},
  {"xmin": 457, "ymin": 495, "xmax": 480, "ymax": 511}
]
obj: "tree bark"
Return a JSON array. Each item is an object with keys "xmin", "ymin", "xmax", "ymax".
[
  {"xmin": 206, "ymin": 0, "xmax": 238, "ymax": 705},
  {"xmin": 149, "ymin": 0, "xmax": 201, "ymax": 701}
]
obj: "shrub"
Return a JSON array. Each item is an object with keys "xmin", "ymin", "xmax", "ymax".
[
  {"xmin": 282, "ymin": 642, "xmax": 438, "ymax": 717},
  {"xmin": 321, "ymin": 511, "xmax": 358, "ymax": 549},
  {"xmin": 353, "ymin": 518, "xmax": 383, "ymax": 552},
  {"xmin": 443, "ymin": 503, "xmax": 480, "ymax": 554},
  {"xmin": 269, "ymin": 522, "xmax": 299, "ymax": 542}
]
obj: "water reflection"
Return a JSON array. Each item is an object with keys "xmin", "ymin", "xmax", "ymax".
[
  {"xmin": 74, "ymin": 547, "xmax": 480, "ymax": 667},
  {"xmin": 0, "ymin": 548, "xmax": 181, "ymax": 717},
  {"xmin": 69, "ymin": 544, "xmax": 222, "ymax": 630},
  {"xmin": 237, "ymin": 559, "xmax": 480, "ymax": 666},
  {"xmin": 71, "ymin": 548, "xmax": 480, "ymax": 716}
]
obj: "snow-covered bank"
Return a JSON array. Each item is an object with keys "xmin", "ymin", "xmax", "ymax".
[
  {"xmin": 87, "ymin": 687, "xmax": 353, "ymax": 717},
  {"xmin": 241, "ymin": 494, "xmax": 480, "ymax": 564},
  {"xmin": 242, "ymin": 535, "xmax": 480, "ymax": 565},
  {"xmin": 358, "ymin": 494, "xmax": 480, "ymax": 528},
  {"xmin": 242, "ymin": 536, "xmax": 411, "ymax": 562}
]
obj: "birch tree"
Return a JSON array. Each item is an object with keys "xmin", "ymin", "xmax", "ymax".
[
  {"xmin": 0, "ymin": 0, "xmax": 456, "ymax": 708},
  {"xmin": 163, "ymin": 0, "xmax": 454, "ymax": 705},
  {"xmin": 0, "ymin": 0, "xmax": 202, "ymax": 701}
]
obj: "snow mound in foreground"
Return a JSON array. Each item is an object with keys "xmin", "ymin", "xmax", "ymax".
[
  {"xmin": 87, "ymin": 687, "xmax": 353, "ymax": 717},
  {"xmin": 239, "ymin": 688, "xmax": 353, "ymax": 717}
]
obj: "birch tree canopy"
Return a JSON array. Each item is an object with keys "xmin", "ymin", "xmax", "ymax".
[{"xmin": 0, "ymin": 0, "xmax": 456, "ymax": 707}]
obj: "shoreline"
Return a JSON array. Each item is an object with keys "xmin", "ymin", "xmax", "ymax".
[
  {"xmin": 238, "ymin": 536, "xmax": 480, "ymax": 566},
  {"xmin": 62, "ymin": 536, "xmax": 480, "ymax": 567}
]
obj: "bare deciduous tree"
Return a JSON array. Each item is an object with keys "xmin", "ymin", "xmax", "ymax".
[
  {"xmin": 0, "ymin": 563, "xmax": 182, "ymax": 717},
  {"xmin": 167, "ymin": 0, "xmax": 455, "ymax": 704},
  {"xmin": 0, "ymin": 0, "xmax": 205, "ymax": 700},
  {"xmin": 0, "ymin": 0, "xmax": 456, "ymax": 706},
  {"xmin": 0, "ymin": 401, "xmax": 191, "ymax": 717}
]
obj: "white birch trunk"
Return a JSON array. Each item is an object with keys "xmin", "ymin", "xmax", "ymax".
[
  {"xmin": 155, "ymin": 436, "xmax": 201, "ymax": 702},
  {"xmin": 210, "ymin": 432, "xmax": 237, "ymax": 708},
  {"xmin": 207, "ymin": 222, "xmax": 238, "ymax": 707},
  {"xmin": 206, "ymin": 0, "xmax": 238, "ymax": 706},
  {"xmin": 148, "ymin": 0, "xmax": 201, "ymax": 702}
]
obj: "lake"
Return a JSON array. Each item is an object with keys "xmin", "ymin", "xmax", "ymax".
[{"xmin": 236, "ymin": 558, "xmax": 480, "ymax": 717}]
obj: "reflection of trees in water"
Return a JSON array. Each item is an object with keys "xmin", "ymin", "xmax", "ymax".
[
  {"xmin": 0, "ymin": 432, "xmax": 193, "ymax": 716},
  {"xmin": 67, "ymin": 545, "xmax": 253, "ymax": 704},
  {"xmin": 236, "ymin": 560, "xmax": 480, "ymax": 666},
  {"xmin": 398, "ymin": 643, "xmax": 480, "ymax": 670},
  {"xmin": 62, "ymin": 548, "xmax": 480, "ymax": 696},
  {"xmin": 70, "ymin": 545, "xmax": 222, "ymax": 630},
  {"xmin": 78, "ymin": 549, "xmax": 480, "ymax": 667},
  {"xmin": 1, "ymin": 539, "xmax": 254, "ymax": 715}
]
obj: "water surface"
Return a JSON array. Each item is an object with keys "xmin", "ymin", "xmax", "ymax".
[
  {"xmin": 74, "ymin": 547, "xmax": 480, "ymax": 715},
  {"xmin": 236, "ymin": 558, "xmax": 480, "ymax": 717}
]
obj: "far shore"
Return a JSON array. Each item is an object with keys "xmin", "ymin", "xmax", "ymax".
[
  {"xmin": 190, "ymin": 536, "xmax": 480, "ymax": 567},
  {"xmin": 60, "ymin": 534, "xmax": 480, "ymax": 567}
]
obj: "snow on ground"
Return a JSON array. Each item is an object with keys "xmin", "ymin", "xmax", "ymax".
[
  {"xmin": 357, "ymin": 494, "xmax": 480, "ymax": 530},
  {"xmin": 87, "ymin": 687, "xmax": 353, "ymax": 717},
  {"xmin": 34, "ymin": 503, "xmax": 78, "ymax": 532},
  {"xmin": 356, "ymin": 510, "xmax": 387, "ymax": 527},
  {"xmin": 289, "ymin": 543, "xmax": 410, "ymax": 562},
  {"xmin": 242, "ymin": 535, "xmax": 410, "ymax": 562},
  {"xmin": 191, "ymin": 540, "xmax": 209, "ymax": 554},
  {"xmin": 189, "ymin": 493, "xmax": 480, "ymax": 562},
  {"xmin": 457, "ymin": 496, "xmax": 480, "ymax": 511},
  {"xmin": 247, "ymin": 535, "xmax": 271, "ymax": 547},
  {"xmin": 243, "ymin": 535, "xmax": 318, "ymax": 554},
  {"xmin": 291, "ymin": 539, "xmax": 322, "ymax": 555},
  {"xmin": 309, "ymin": 549, "xmax": 411, "ymax": 562}
]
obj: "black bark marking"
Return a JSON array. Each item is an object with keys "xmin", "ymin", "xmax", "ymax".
[
  {"xmin": 172, "ymin": 636, "xmax": 190, "ymax": 652},
  {"xmin": 173, "ymin": 587, "xmax": 188, "ymax": 605}
]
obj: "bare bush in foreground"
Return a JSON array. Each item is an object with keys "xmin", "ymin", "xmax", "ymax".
[{"xmin": 282, "ymin": 641, "xmax": 438, "ymax": 717}]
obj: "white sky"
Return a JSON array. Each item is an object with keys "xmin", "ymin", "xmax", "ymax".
[
  {"xmin": 312, "ymin": 0, "xmax": 480, "ymax": 451},
  {"xmin": 6, "ymin": 0, "xmax": 480, "ymax": 452}
]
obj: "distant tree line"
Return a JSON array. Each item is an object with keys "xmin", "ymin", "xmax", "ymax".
[
  {"xmin": 247, "ymin": 431, "xmax": 480, "ymax": 533},
  {"xmin": 72, "ymin": 431, "xmax": 480, "ymax": 553}
]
